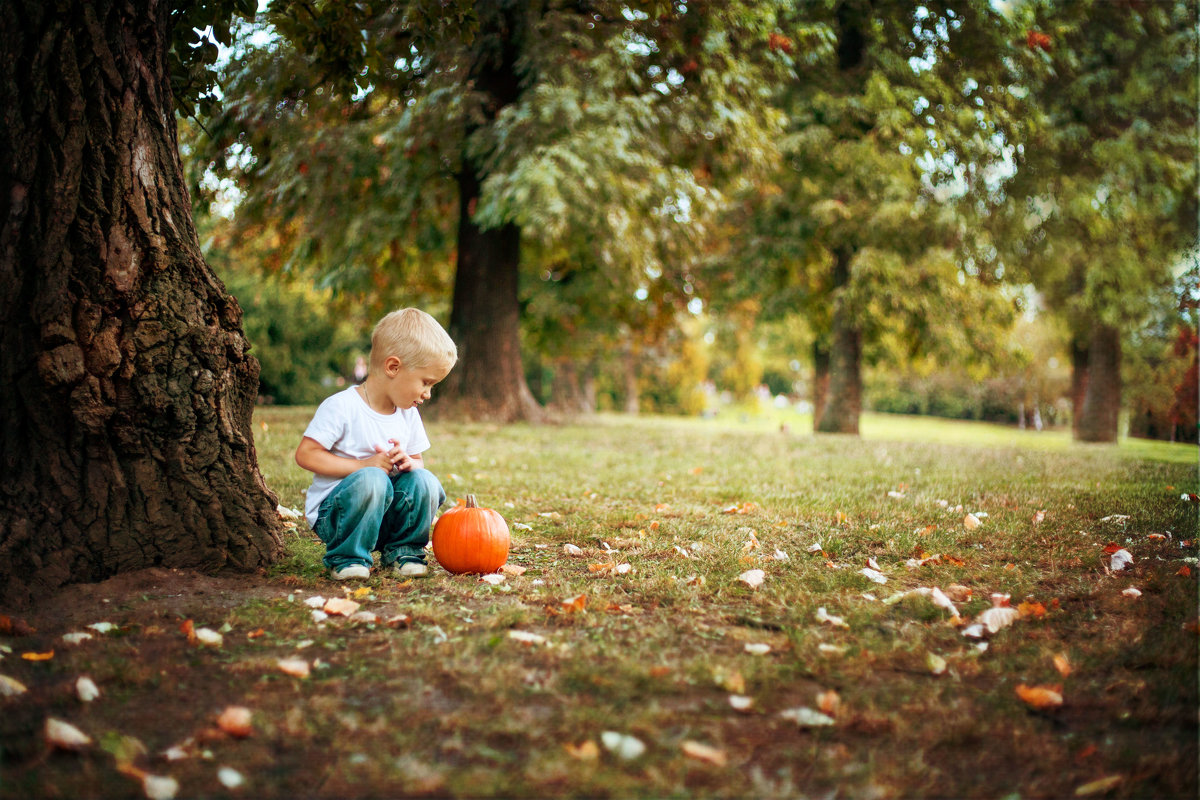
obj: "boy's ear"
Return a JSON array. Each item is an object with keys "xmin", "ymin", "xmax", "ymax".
[{"xmin": 383, "ymin": 355, "xmax": 404, "ymax": 376}]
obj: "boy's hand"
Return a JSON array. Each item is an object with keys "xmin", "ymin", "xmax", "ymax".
[{"xmin": 375, "ymin": 440, "xmax": 415, "ymax": 473}]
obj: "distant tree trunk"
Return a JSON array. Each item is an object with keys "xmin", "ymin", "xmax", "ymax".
[
  {"xmin": 1076, "ymin": 323, "xmax": 1122, "ymax": 442},
  {"xmin": 0, "ymin": 0, "xmax": 284, "ymax": 604},
  {"xmin": 812, "ymin": 339, "xmax": 830, "ymax": 429},
  {"xmin": 550, "ymin": 359, "xmax": 595, "ymax": 415},
  {"xmin": 436, "ymin": 1, "xmax": 541, "ymax": 423},
  {"xmin": 622, "ymin": 343, "xmax": 640, "ymax": 415},
  {"xmin": 815, "ymin": 249, "xmax": 861, "ymax": 435},
  {"xmin": 1070, "ymin": 337, "xmax": 1089, "ymax": 435}
]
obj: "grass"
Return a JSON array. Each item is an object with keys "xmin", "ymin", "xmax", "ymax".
[{"xmin": 3, "ymin": 409, "xmax": 1197, "ymax": 799}]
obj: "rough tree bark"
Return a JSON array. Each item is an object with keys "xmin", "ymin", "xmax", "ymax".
[
  {"xmin": 0, "ymin": 0, "xmax": 284, "ymax": 604},
  {"xmin": 815, "ymin": 248, "xmax": 862, "ymax": 435},
  {"xmin": 436, "ymin": 1, "xmax": 542, "ymax": 423},
  {"xmin": 1076, "ymin": 323, "xmax": 1122, "ymax": 443}
]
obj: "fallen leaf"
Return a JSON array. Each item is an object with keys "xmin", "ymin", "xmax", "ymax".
[
  {"xmin": 681, "ymin": 740, "xmax": 727, "ymax": 766},
  {"xmin": 887, "ymin": 490, "xmax": 905, "ymax": 500},
  {"xmin": 61, "ymin": 632, "xmax": 93, "ymax": 645},
  {"xmin": 562, "ymin": 544, "xmax": 584, "ymax": 556},
  {"xmin": 141, "ymin": 774, "xmax": 180, "ymax": 800},
  {"xmin": 87, "ymin": 622, "xmax": 117, "ymax": 634},
  {"xmin": 815, "ymin": 607, "xmax": 848, "ymax": 628},
  {"xmin": 217, "ymin": 767, "xmax": 245, "ymax": 790},
  {"xmin": 352, "ymin": 587, "xmax": 372, "ymax": 598},
  {"xmin": 588, "ymin": 562, "xmax": 614, "ymax": 574},
  {"xmin": 562, "ymin": 594, "xmax": 587, "ymax": 613},
  {"xmin": 743, "ymin": 643, "xmax": 771, "ymax": 656},
  {"xmin": 277, "ymin": 658, "xmax": 310, "ymax": 678},
  {"xmin": 927, "ymin": 653, "xmax": 948, "ymax": 676},
  {"xmin": 564, "ymin": 740, "xmax": 600, "ymax": 761},
  {"xmin": 323, "ymin": 598, "xmax": 361, "ymax": 616},
  {"xmin": 193, "ymin": 628, "xmax": 223, "ymax": 647},
  {"xmin": 963, "ymin": 514, "xmax": 981, "ymax": 530},
  {"xmin": 508, "ymin": 630, "xmax": 547, "ymax": 646},
  {"xmin": 46, "ymin": 718, "xmax": 92, "ymax": 750},
  {"xmin": 1121, "ymin": 587, "xmax": 1142, "ymax": 598},
  {"xmin": 1178, "ymin": 566, "xmax": 1192, "ymax": 577},
  {"xmin": 179, "ymin": 619, "xmax": 196, "ymax": 643},
  {"xmin": 1016, "ymin": 684, "xmax": 1063, "ymax": 709},
  {"xmin": 779, "ymin": 707, "xmax": 835, "ymax": 727},
  {"xmin": 601, "ymin": 731, "xmax": 646, "ymax": 760},
  {"xmin": 479, "ymin": 574, "xmax": 505, "ymax": 585},
  {"xmin": 976, "ymin": 606, "xmax": 1019, "ymax": 634},
  {"xmin": 739, "ymin": 569, "xmax": 765, "ymax": 589},
  {"xmin": 729, "ymin": 694, "xmax": 754, "ymax": 711},
  {"xmin": 1017, "ymin": 600, "xmax": 1047, "ymax": 619},
  {"xmin": 0, "ymin": 675, "xmax": 29, "ymax": 696},
  {"xmin": 1074, "ymin": 775, "xmax": 1123, "ymax": 796},
  {"xmin": 915, "ymin": 524, "xmax": 937, "ymax": 536},
  {"xmin": 859, "ymin": 568, "xmax": 887, "ymax": 585},
  {"xmin": 501, "ymin": 563, "xmax": 527, "ymax": 576},
  {"xmin": 216, "ymin": 706, "xmax": 253, "ymax": 738},
  {"xmin": 1053, "ymin": 653, "xmax": 1072, "ymax": 677},
  {"xmin": 944, "ymin": 584, "xmax": 973, "ymax": 603},
  {"xmin": 76, "ymin": 676, "xmax": 100, "ymax": 702},
  {"xmin": 1033, "ymin": 510, "xmax": 1046, "ymax": 524},
  {"xmin": 816, "ymin": 689, "xmax": 841, "ymax": 716},
  {"xmin": 1110, "ymin": 549, "xmax": 1134, "ymax": 571},
  {"xmin": 21, "ymin": 650, "xmax": 54, "ymax": 661}
]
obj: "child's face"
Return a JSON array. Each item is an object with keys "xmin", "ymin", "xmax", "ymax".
[{"xmin": 385, "ymin": 357, "xmax": 453, "ymax": 410}]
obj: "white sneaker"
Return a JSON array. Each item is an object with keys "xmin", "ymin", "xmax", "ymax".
[
  {"xmin": 395, "ymin": 562, "xmax": 428, "ymax": 578},
  {"xmin": 330, "ymin": 564, "xmax": 371, "ymax": 581}
]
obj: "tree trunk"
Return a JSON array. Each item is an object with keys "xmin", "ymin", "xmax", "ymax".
[
  {"xmin": 815, "ymin": 249, "xmax": 861, "ymax": 435},
  {"xmin": 439, "ymin": 164, "xmax": 541, "ymax": 422},
  {"xmin": 434, "ymin": 1, "xmax": 542, "ymax": 423},
  {"xmin": 550, "ymin": 359, "xmax": 595, "ymax": 416},
  {"xmin": 622, "ymin": 343, "xmax": 640, "ymax": 415},
  {"xmin": 1076, "ymin": 323, "xmax": 1122, "ymax": 442},
  {"xmin": 0, "ymin": 0, "xmax": 284, "ymax": 604},
  {"xmin": 812, "ymin": 339, "xmax": 830, "ymax": 430},
  {"xmin": 1070, "ymin": 337, "xmax": 1089, "ymax": 435}
]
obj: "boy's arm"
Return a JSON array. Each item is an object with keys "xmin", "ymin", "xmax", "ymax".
[{"xmin": 296, "ymin": 436, "xmax": 393, "ymax": 477}]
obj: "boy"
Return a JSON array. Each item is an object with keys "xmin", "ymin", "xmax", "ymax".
[{"xmin": 296, "ymin": 308, "xmax": 457, "ymax": 580}]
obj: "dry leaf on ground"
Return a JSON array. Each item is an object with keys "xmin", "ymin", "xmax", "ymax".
[
  {"xmin": 681, "ymin": 740, "xmax": 728, "ymax": 766},
  {"xmin": 46, "ymin": 718, "xmax": 92, "ymax": 750},
  {"xmin": 216, "ymin": 706, "xmax": 253, "ymax": 738},
  {"xmin": 1016, "ymin": 684, "xmax": 1063, "ymax": 709}
]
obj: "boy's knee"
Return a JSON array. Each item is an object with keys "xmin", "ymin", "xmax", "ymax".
[
  {"xmin": 347, "ymin": 467, "xmax": 394, "ymax": 506},
  {"xmin": 401, "ymin": 468, "xmax": 445, "ymax": 506}
]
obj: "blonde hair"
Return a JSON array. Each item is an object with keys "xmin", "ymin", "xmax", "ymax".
[{"xmin": 370, "ymin": 308, "xmax": 457, "ymax": 371}]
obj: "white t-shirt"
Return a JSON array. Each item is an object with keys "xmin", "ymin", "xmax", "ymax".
[{"xmin": 301, "ymin": 386, "xmax": 432, "ymax": 526}]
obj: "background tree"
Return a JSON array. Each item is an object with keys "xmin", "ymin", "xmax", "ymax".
[
  {"xmin": 999, "ymin": 0, "xmax": 1198, "ymax": 442},
  {"xmin": 708, "ymin": 0, "xmax": 1023, "ymax": 434},
  {"xmin": 191, "ymin": 0, "xmax": 783, "ymax": 421},
  {"xmin": 0, "ymin": 0, "xmax": 283, "ymax": 603}
]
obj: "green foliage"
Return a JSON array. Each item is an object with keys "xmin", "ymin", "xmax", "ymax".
[
  {"xmin": 998, "ymin": 0, "xmax": 1198, "ymax": 332},
  {"xmin": 707, "ymin": 1, "xmax": 1025, "ymax": 400},
  {"xmin": 222, "ymin": 270, "xmax": 364, "ymax": 405}
]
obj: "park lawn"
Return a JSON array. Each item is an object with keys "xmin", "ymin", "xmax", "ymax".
[{"xmin": 2, "ymin": 410, "xmax": 1196, "ymax": 799}]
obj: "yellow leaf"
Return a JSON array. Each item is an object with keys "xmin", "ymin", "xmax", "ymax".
[
  {"xmin": 1075, "ymin": 776, "xmax": 1122, "ymax": 796},
  {"xmin": 21, "ymin": 650, "xmax": 54, "ymax": 661},
  {"xmin": 352, "ymin": 587, "xmax": 372, "ymax": 598},
  {"xmin": 565, "ymin": 740, "xmax": 600, "ymax": 761}
]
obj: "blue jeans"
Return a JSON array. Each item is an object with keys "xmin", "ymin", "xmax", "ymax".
[{"xmin": 313, "ymin": 467, "xmax": 446, "ymax": 571}]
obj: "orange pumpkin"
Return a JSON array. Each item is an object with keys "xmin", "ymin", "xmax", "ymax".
[{"xmin": 432, "ymin": 494, "xmax": 510, "ymax": 574}]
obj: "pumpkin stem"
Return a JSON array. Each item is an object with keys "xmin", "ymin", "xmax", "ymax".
[{"xmin": 465, "ymin": 494, "xmax": 478, "ymax": 508}]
